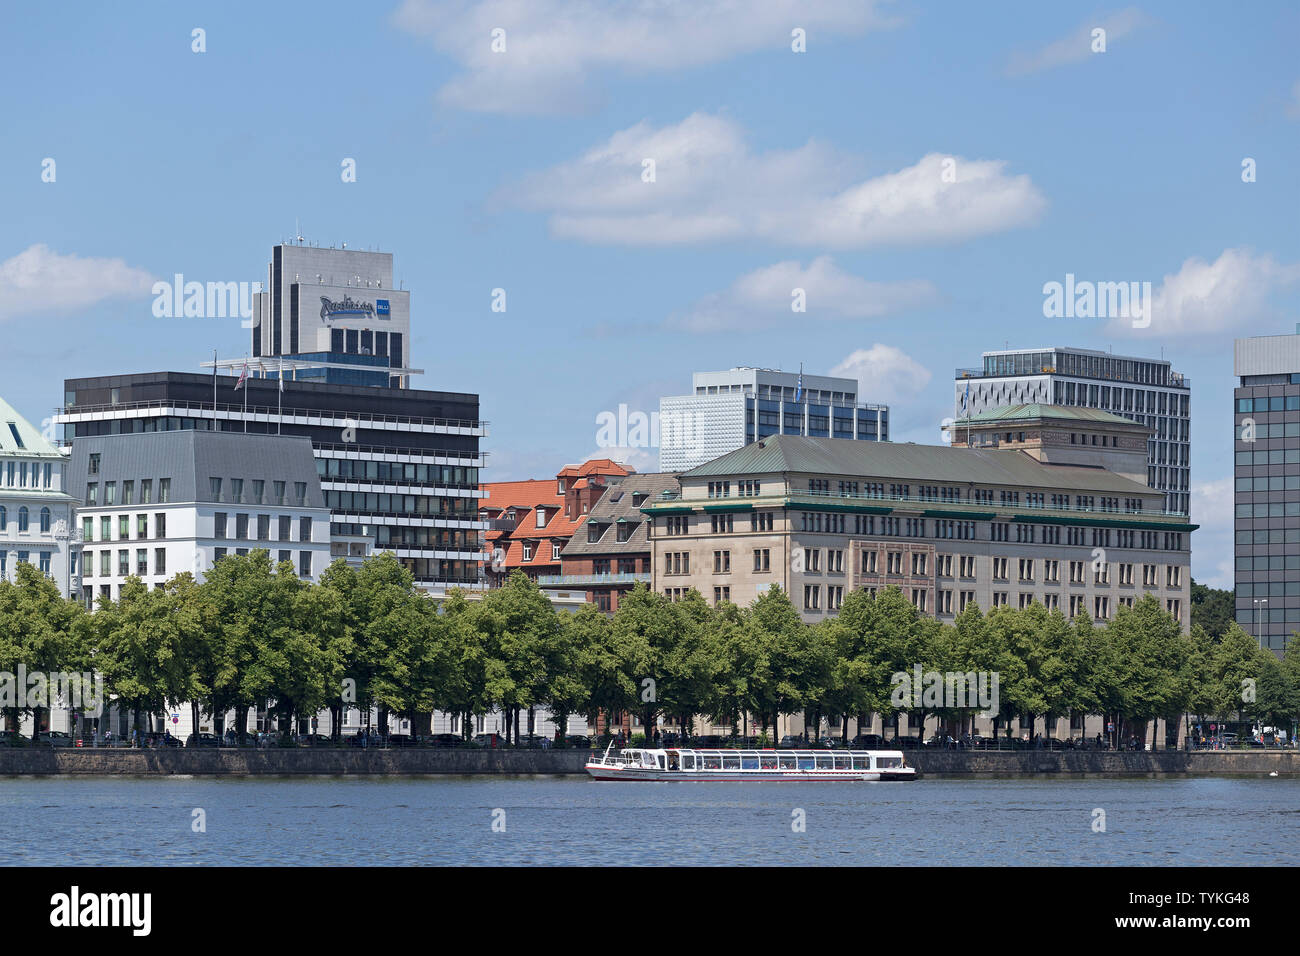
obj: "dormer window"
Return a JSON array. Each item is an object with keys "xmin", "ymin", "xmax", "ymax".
[
  {"xmin": 557, "ymin": 478, "xmax": 565, "ymax": 494},
  {"xmin": 536, "ymin": 507, "xmax": 547, "ymax": 528}
]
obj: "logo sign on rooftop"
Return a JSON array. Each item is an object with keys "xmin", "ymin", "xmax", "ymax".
[{"xmin": 320, "ymin": 295, "xmax": 376, "ymax": 321}]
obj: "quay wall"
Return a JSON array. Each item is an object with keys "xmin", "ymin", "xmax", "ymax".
[{"xmin": 0, "ymin": 749, "xmax": 1298, "ymax": 776}]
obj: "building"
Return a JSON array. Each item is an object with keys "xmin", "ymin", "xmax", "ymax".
[
  {"xmin": 0, "ymin": 396, "xmax": 81, "ymax": 597},
  {"xmin": 658, "ymin": 367, "xmax": 889, "ymax": 472},
  {"xmin": 1233, "ymin": 330, "xmax": 1300, "ymax": 652},
  {"xmin": 55, "ymin": 371, "xmax": 486, "ymax": 592},
  {"xmin": 955, "ymin": 347, "xmax": 1190, "ymax": 515},
  {"xmin": 480, "ymin": 459, "xmax": 631, "ymax": 586},
  {"xmin": 553, "ymin": 471, "xmax": 679, "ymax": 612},
  {"xmin": 66, "ymin": 430, "xmax": 332, "ymax": 605},
  {"xmin": 642, "ymin": 433, "xmax": 1194, "ymax": 631},
  {"xmin": 251, "ymin": 242, "xmax": 413, "ymax": 388}
]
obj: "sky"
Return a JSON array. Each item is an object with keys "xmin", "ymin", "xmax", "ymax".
[{"xmin": 4, "ymin": 1, "xmax": 1299, "ymax": 590}]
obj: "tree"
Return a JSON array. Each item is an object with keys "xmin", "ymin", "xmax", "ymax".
[
  {"xmin": 610, "ymin": 584, "xmax": 682, "ymax": 741},
  {"xmin": 1190, "ymin": 579, "xmax": 1235, "ymax": 641},
  {"xmin": 92, "ymin": 577, "xmax": 176, "ymax": 738},
  {"xmin": 0, "ymin": 564, "xmax": 85, "ymax": 738}
]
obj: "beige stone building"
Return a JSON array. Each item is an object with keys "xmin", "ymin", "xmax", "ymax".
[{"xmin": 644, "ymin": 407, "xmax": 1195, "ymax": 632}]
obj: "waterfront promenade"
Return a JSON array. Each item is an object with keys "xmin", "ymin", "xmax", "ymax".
[{"xmin": 1, "ymin": 748, "xmax": 1297, "ymax": 777}]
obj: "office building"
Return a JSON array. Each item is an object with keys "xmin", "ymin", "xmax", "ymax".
[
  {"xmin": 642, "ymin": 433, "xmax": 1194, "ymax": 631},
  {"xmin": 55, "ymin": 371, "xmax": 486, "ymax": 591},
  {"xmin": 658, "ymin": 367, "xmax": 888, "ymax": 472},
  {"xmin": 1233, "ymin": 331, "xmax": 1300, "ymax": 652},
  {"xmin": 66, "ymin": 430, "xmax": 331, "ymax": 606},
  {"xmin": 0, "ymin": 396, "xmax": 81, "ymax": 597},
  {"xmin": 955, "ymin": 347, "xmax": 1190, "ymax": 514}
]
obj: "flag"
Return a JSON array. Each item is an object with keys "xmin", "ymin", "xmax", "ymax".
[
  {"xmin": 961, "ymin": 379, "xmax": 970, "ymax": 415},
  {"xmin": 795, "ymin": 365, "xmax": 803, "ymax": 403},
  {"xmin": 279, "ymin": 372, "xmax": 285, "ymax": 392},
  {"xmin": 234, "ymin": 361, "xmax": 248, "ymax": 391}
]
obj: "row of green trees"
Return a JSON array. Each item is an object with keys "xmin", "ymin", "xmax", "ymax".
[{"xmin": 1, "ymin": 551, "xmax": 1297, "ymax": 746}]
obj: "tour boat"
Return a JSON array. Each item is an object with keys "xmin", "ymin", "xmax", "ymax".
[{"xmin": 585, "ymin": 745, "xmax": 917, "ymax": 782}]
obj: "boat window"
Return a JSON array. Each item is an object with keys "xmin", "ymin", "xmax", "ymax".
[
  {"xmin": 779, "ymin": 755, "xmax": 796, "ymax": 770},
  {"xmin": 797, "ymin": 756, "xmax": 815, "ymax": 770},
  {"xmin": 657, "ymin": 754, "xmax": 666, "ymax": 769},
  {"xmin": 741, "ymin": 755, "xmax": 759, "ymax": 770},
  {"xmin": 833, "ymin": 755, "xmax": 848, "ymax": 770},
  {"xmin": 815, "ymin": 755, "xmax": 832, "ymax": 770},
  {"xmin": 874, "ymin": 756, "xmax": 903, "ymax": 769},
  {"xmin": 852, "ymin": 755, "xmax": 870, "ymax": 770},
  {"xmin": 703, "ymin": 754, "xmax": 722, "ymax": 770},
  {"xmin": 722, "ymin": 754, "xmax": 741, "ymax": 770}
]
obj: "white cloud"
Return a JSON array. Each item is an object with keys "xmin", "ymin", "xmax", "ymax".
[
  {"xmin": 507, "ymin": 113, "xmax": 1045, "ymax": 247},
  {"xmin": 830, "ymin": 344, "xmax": 933, "ymax": 401},
  {"xmin": 392, "ymin": 0, "xmax": 897, "ymax": 114},
  {"xmin": 1005, "ymin": 8, "xmax": 1148, "ymax": 76},
  {"xmin": 1189, "ymin": 476, "xmax": 1233, "ymax": 589},
  {"xmin": 670, "ymin": 256, "xmax": 939, "ymax": 332},
  {"xmin": 0, "ymin": 244, "xmax": 154, "ymax": 322},
  {"xmin": 1109, "ymin": 247, "xmax": 1300, "ymax": 337}
]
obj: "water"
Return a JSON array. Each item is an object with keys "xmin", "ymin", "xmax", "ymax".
[{"xmin": 2, "ymin": 776, "xmax": 1296, "ymax": 865}]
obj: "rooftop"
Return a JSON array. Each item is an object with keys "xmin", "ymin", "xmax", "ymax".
[
  {"xmin": 954, "ymin": 403, "xmax": 1150, "ymax": 428},
  {"xmin": 680, "ymin": 434, "xmax": 1156, "ymax": 496}
]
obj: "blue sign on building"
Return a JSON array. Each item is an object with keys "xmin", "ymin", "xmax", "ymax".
[{"xmin": 376, "ymin": 298, "xmax": 390, "ymax": 316}]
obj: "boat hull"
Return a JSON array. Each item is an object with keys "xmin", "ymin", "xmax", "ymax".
[{"xmin": 585, "ymin": 765, "xmax": 916, "ymax": 782}]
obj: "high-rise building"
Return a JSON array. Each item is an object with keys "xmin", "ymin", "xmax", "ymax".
[
  {"xmin": 1233, "ymin": 330, "xmax": 1300, "ymax": 652},
  {"xmin": 658, "ymin": 367, "xmax": 888, "ymax": 472},
  {"xmin": 0, "ymin": 395, "xmax": 81, "ymax": 597},
  {"xmin": 955, "ymin": 347, "xmax": 1190, "ymax": 515},
  {"xmin": 251, "ymin": 243, "xmax": 412, "ymax": 388}
]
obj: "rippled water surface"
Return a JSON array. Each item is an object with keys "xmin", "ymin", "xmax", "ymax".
[{"xmin": 2, "ymin": 776, "xmax": 1296, "ymax": 865}]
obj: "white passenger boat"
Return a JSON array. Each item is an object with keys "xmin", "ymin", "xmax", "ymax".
[{"xmin": 585, "ymin": 745, "xmax": 917, "ymax": 781}]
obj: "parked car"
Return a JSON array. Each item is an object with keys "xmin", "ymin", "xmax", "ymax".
[
  {"xmin": 850, "ymin": 734, "xmax": 886, "ymax": 749},
  {"xmin": 426, "ymin": 733, "xmax": 465, "ymax": 748},
  {"xmin": 37, "ymin": 731, "xmax": 74, "ymax": 748},
  {"xmin": 515, "ymin": 734, "xmax": 548, "ymax": 748},
  {"xmin": 386, "ymin": 733, "xmax": 417, "ymax": 748},
  {"xmin": 0, "ymin": 730, "xmax": 23, "ymax": 747},
  {"xmin": 472, "ymin": 732, "xmax": 504, "ymax": 748},
  {"xmin": 143, "ymin": 732, "xmax": 182, "ymax": 749},
  {"xmin": 295, "ymin": 734, "xmax": 335, "ymax": 747},
  {"xmin": 895, "ymin": 736, "xmax": 924, "ymax": 750},
  {"xmin": 186, "ymin": 732, "xmax": 220, "ymax": 748},
  {"xmin": 564, "ymin": 735, "xmax": 591, "ymax": 748}
]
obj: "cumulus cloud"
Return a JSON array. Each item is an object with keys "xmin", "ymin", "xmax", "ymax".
[
  {"xmin": 392, "ymin": 0, "xmax": 897, "ymax": 114},
  {"xmin": 506, "ymin": 113, "xmax": 1045, "ymax": 247},
  {"xmin": 0, "ymin": 244, "xmax": 154, "ymax": 322},
  {"xmin": 830, "ymin": 344, "xmax": 933, "ymax": 401},
  {"xmin": 669, "ymin": 257, "xmax": 939, "ymax": 332},
  {"xmin": 1108, "ymin": 247, "xmax": 1300, "ymax": 337},
  {"xmin": 1005, "ymin": 7, "xmax": 1148, "ymax": 76},
  {"xmin": 1189, "ymin": 476, "xmax": 1233, "ymax": 589}
]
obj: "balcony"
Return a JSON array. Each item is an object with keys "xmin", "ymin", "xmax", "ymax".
[{"xmin": 535, "ymin": 572, "xmax": 651, "ymax": 587}]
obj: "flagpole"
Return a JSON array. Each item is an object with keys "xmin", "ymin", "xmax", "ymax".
[
  {"xmin": 212, "ymin": 350, "xmax": 217, "ymax": 431},
  {"xmin": 277, "ymin": 361, "xmax": 283, "ymax": 435},
  {"xmin": 243, "ymin": 354, "xmax": 248, "ymax": 433}
]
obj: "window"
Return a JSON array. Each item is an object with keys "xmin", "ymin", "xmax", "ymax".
[
  {"xmin": 753, "ymin": 548, "xmax": 771, "ymax": 572},
  {"xmin": 299, "ymin": 551, "xmax": 312, "ymax": 578},
  {"xmin": 803, "ymin": 584, "xmax": 821, "ymax": 610},
  {"xmin": 118, "ymin": 550, "xmax": 129, "ymax": 576},
  {"xmin": 39, "ymin": 507, "xmax": 50, "ymax": 533},
  {"xmin": 118, "ymin": 516, "xmax": 129, "ymax": 539},
  {"xmin": 17, "ymin": 506, "xmax": 29, "ymax": 532},
  {"xmin": 278, "ymin": 515, "xmax": 291, "ymax": 541},
  {"xmin": 273, "ymin": 481, "xmax": 286, "ymax": 504},
  {"xmin": 522, "ymin": 543, "xmax": 533, "ymax": 561},
  {"xmin": 140, "ymin": 479, "xmax": 152, "ymax": 504},
  {"xmin": 1018, "ymin": 558, "xmax": 1034, "ymax": 582},
  {"xmin": 992, "ymin": 557, "xmax": 1008, "ymax": 581},
  {"xmin": 155, "ymin": 513, "xmax": 166, "ymax": 538},
  {"xmin": 88, "ymin": 453, "xmax": 100, "ymax": 476},
  {"xmin": 252, "ymin": 480, "xmax": 265, "ymax": 504},
  {"xmin": 86, "ymin": 483, "xmax": 97, "ymax": 506},
  {"xmin": 82, "ymin": 516, "xmax": 92, "ymax": 541},
  {"xmin": 136, "ymin": 549, "xmax": 148, "ymax": 575},
  {"xmin": 713, "ymin": 550, "xmax": 731, "ymax": 573},
  {"xmin": 158, "ymin": 478, "xmax": 170, "ymax": 503},
  {"xmin": 300, "ymin": 517, "xmax": 312, "ymax": 543},
  {"xmin": 552, "ymin": 542, "xmax": 562, "ymax": 560},
  {"xmin": 231, "ymin": 479, "xmax": 244, "ymax": 503},
  {"xmin": 210, "ymin": 477, "xmax": 223, "ymax": 500},
  {"xmin": 236, "ymin": 514, "xmax": 249, "ymax": 539},
  {"xmin": 38, "ymin": 552, "xmax": 51, "ymax": 575},
  {"xmin": 214, "ymin": 513, "xmax": 228, "ymax": 538},
  {"xmin": 536, "ymin": 507, "xmax": 548, "ymax": 528},
  {"xmin": 713, "ymin": 586, "xmax": 731, "ymax": 606},
  {"xmin": 257, "ymin": 515, "xmax": 270, "ymax": 541},
  {"xmin": 294, "ymin": 482, "xmax": 307, "ymax": 506},
  {"xmin": 137, "ymin": 515, "xmax": 148, "ymax": 538}
]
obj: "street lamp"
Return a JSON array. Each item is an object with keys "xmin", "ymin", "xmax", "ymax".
[{"xmin": 1254, "ymin": 598, "xmax": 1268, "ymax": 651}]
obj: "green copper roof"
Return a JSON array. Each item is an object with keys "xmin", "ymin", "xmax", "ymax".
[
  {"xmin": 680, "ymin": 434, "xmax": 1155, "ymax": 496},
  {"xmin": 0, "ymin": 395, "xmax": 63, "ymax": 457},
  {"xmin": 955, "ymin": 403, "xmax": 1146, "ymax": 427}
]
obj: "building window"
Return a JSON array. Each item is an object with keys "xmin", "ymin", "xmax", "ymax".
[
  {"xmin": 159, "ymin": 478, "xmax": 171, "ymax": 503},
  {"xmin": 17, "ymin": 507, "xmax": 28, "ymax": 532},
  {"xmin": 522, "ymin": 543, "xmax": 533, "ymax": 561},
  {"xmin": 39, "ymin": 507, "xmax": 51, "ymax": 534},
  {"xmin": 298, "ymin": 551, "xmax": 312, "ymax": 578},
  {"xmin": 300, "ymin": 517, "xmax": 312, "ymax": 543},
  {"xmin": 552, "ymin": 542, "xmax": 562, "ymax": 560},
  {"xmin": 155, "ymin": 513, "xmax": 166, "ymax": 538}
]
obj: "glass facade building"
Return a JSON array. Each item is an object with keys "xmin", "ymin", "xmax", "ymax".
[{"xmin": 1233, "ymin": 332, "xmax": 1300, "ymax": 652}]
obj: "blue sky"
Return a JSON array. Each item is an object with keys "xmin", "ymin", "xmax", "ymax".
[{"xmin": 4, "ymin": 1, "xmax": 1300, "ymax": 588}]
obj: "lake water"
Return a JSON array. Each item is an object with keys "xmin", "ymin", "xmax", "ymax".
[{"xmin": 2, "ymin": 776, "xmax": 1296, "ymax": 866}]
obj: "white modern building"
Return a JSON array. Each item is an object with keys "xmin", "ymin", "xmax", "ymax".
[
  {"xmin": 659, "ymin": 367, "xmax": 889, "ymax": 472},
  {"xmin": 66, "ymin": 430, "xmax": 332, "ymax": 606},
  {"xmin": 955, "ymin": 347, "xmax": 1191, "ymax": 515},
  {"xmin": 0, "ymin": 395, "xmax": 81, "ymax": 597}
]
